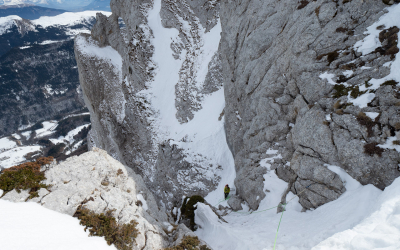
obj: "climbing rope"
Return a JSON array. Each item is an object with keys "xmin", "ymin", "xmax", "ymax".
[
  {"xmin": 273, "ymin": 203, "xmax": 286, "ymax": 250},
  {"xmin": 213, "ymin": 183, "xmax": 315, "ymax": 249}
]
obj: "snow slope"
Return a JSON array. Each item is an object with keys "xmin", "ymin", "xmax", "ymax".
[
  {"xmin": 194, "ymin": 165, "xmax": 400, "ymax": 250},
  {"xmin": 0, "ymin": 199, "xmax": 117, "ymax": 250}
]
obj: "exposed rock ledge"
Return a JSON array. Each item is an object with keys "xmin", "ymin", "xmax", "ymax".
[{"xmin": 1, "ymin": 148, "xmax": 205, "ymax": 249}]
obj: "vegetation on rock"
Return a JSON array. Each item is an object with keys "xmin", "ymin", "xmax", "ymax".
[
  {"xmin": 164, "ymin": 236, "xmax": 211, "ymax": 250},
  {"xmin": 74, "ymin": 206, "xmax": 139, "ymax": 250},
  {"xmin": 0, "ymin": 157, "xmax": 53, "ymax": 198},
  {"xmin": 181, "ymin": 195, "xmax": 205, "ymax": 231},
  {"xmin": 332, "ymin": 84, "xmax": 367, "ymax": 99},
  {"xmin": 364, "ymin": 142, "xmax": 384, "ymax": 157},
  {"xmin": 357, "ymin": 112, "xmax": 377, "ymax": 137}
]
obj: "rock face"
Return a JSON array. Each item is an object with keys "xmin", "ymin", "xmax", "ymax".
[
  {"xmin": 75, "ymin": 0, "xmax": 225, "ymax": 212},
  {"xmin": 75, "ymin": 0, "xmax": 400, "ymax": 214},
  {"xmin": 220, "ymin": 0, "xmax": 400, "ymax": 209},
  {"xmin": 0, "ymin": 148, "xmax": 198, "ymax": 249}
]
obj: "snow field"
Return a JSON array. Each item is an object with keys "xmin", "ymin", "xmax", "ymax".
[
  {"xmin": 32, "ymin": 11, "xmax": 112, "ymax": 28},
  {"xmin": 0, "ymin": 145, "xmax": 41, "ymax": 168},
  {"xmin": 0, "ymin": 137, "xmax": 17, "ymax": 153},
  {"xmin": 0, "ymin": 200, "xmax": 117, "ymax": 250}
]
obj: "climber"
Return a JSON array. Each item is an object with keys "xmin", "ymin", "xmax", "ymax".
[{"xmin": 224, "ymin": 184, "xmax": 230, "ymax": 199}]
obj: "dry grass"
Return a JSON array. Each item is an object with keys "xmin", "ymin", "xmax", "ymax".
[{"xmin": 0, "ymin": 157, "xmax": 53, "ymax": 199}]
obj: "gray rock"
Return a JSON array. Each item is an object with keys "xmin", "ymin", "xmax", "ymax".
[
  {"xmin": 291, "ymin": 105, "xmax": 338, "ymax": 163},
  {"xmin": 227, "ymin": 195, "xmax": 243, "ymax": 211},
  {"xmin": 28, "ymin": 188, "xmax": 50, "ymax": 203},
  {"xmin": 2, "ymin": 189, "xmax": 30, "ymax": 202}
]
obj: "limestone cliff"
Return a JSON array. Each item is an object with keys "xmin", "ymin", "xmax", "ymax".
[{"xmin": 75, "ymin": 0, "xmax": 400, "ymax": 214}]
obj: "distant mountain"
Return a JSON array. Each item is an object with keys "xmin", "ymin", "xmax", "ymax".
[
  {"xmin": 75, "ymin": 0, "xmax": 110, "ymax": 12},
  {"xmin": 0, "ymin": 4, "xmax": 66, "ymax": 19},
  {"xmin": 0, "ymin": 11, "xmax": 111, "ymax": 137},
  {"xmin": 0, "ymin": 0, "xmax": 93, "ymax": 11}
]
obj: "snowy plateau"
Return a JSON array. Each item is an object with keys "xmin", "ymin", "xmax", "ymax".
[{"xmin": 2, "ymin": 0, "xmax": 400, "ymax": 250}]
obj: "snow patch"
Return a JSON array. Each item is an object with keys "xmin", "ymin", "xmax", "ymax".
[
  {"xmin": 319, "ymin": 72, "xmax": 338, "ymax": 85},
  {"xmin": 136, "ymin": 193, "xmax": 148, "ymax": 211},
  {"xmin": 0, "ymin": 200, "xmax": 117, "ymax": 250},
  {"xmin": 365, "ymin": 112, "xmax": 380, "ymax": 120},
  {"xmin": 0, "ymin": 137, "xmax": 17, "ymax": 153},
  {"xmin": 0, "ymin": 145, "xmax": 41, "ymax": 168},
  {"xmin": 342, "ymin": 70, "xmax": 353, "ymax": 78}
]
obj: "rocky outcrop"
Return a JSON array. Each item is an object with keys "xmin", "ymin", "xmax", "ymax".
[{"xmin": 0, "ymin": 148, "xmax": 199, "ymax": 249}]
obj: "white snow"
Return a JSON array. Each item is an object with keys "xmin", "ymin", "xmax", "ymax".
[
  {"xmin": 342, "ymin": 70, "xmax": 354, "ymax": 78},
  {"xmin": 319, "ymin": 72, "xmax": 338, "ymax": 85},
  {"xmin": 50, "ymin": 124, "xmax": 90, "ymax": 145},
  {"xmin": 349, "ymin": 92, "xmax": 375, "ymax": 109},
  {"xmin": 313, "ymin": 177, "xmax": 400, "ymax": 250},
  {"xmin": 137, "ymin": 193, "xmax": 148, "ymax": 211},
  {"xmin": 0, "ymin": 15, "xmax": 21, "ymax": 35},
  {"xmin": 11, "ymin": 133, "xmax": 21, "ymax": 140},
  {"xmin": 0, "ymin": 199, "xmax": 117, "ymax": 250},
  {"xmin": 32, "ymin": 11, "xmax": 111, "ymax": 28},
  {"xmin": 378, "ymin": 136, "xmax": 400, "ymax": 153},
  {"xmin": 195, "ymin": 163, "xmax": 393, "ymax": 250},
  {"xmin": 365, "ymin": 112, "xmax": 380, "ymax": 120},
  {"xmin": 351, "ymin": 4, "xmax": 400, "ymax": 108},
  {"xmin": 326, "ymin": 114, "xmax": 332, "ymax": 121},
  {"xmin": 35, "ymin": 121, "xmax": 57, "ymax": 138},
  {"xmin": 21, "ymin": 130, "xmax": 32, "ymax": 140},
  {"xmin": 0, "ymin": 137, "xmax": 17, "ymax": 153},
  {"xmin": 39, "ymin": 40, "xmax": 63, "ymax": 45},
  {"xmin": 0, "ymin": 145, "xmax": 41, "ymax": 168}
]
